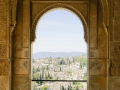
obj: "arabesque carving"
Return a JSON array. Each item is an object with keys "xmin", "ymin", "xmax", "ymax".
[
  {"xmin": 0, "ymin": 0, "xmax": 7, "ymax": 58},
  {"xmin": 0, "ymin": 1, "xmax": 7, "ymax": 42},
  {"xmin": 111, "ymin": 44, "xmax": 120, "ymax": 56},
  {"xmin": 0, "ymin": 44, "xmax": 7, "ymax": 57},
  {"xmin": 112, "ymin": 0, "xmax": 120, "ymax": 41},
  {"xmin": 0, "ymin": 76, "xmax": 9, "ymax": 90},
  {"xmin": 10, "ymin": 0, "xmax": 18, "ymax": 34},
  {"xmin": 90, "ymin": 59, "xmax": 106, "ymax": 75},
  {"xmin": 0, "ymin": 59, "xmax": 9, "ymax": 76},
  {"xmin": 111, "ymin": 59, "xmax": 120, "ymax": 76}
]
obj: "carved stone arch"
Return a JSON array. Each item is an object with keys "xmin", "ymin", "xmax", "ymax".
[
  {"xmin": 99, "ymin": 0, "xmax": 109, "ymax": 35},
  {"xmin": 10, "ymin": 0, "xmax": 18, "ymax": 34},
  {"xmin": 31, "ymin": 3, "xmax": 88, "ymax": 43}
]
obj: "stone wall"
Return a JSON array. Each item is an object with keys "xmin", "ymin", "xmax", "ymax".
[
  {"xmin": 0, "ymin": 0, "xmax": 10, "ymax": 90},
  {"xmin": 12, "ymin": 0, "xmax": 30, "ymax": 90},
  {"xmin": 109, "ymin": 0, "xmax": 120, "ymax": 90}
]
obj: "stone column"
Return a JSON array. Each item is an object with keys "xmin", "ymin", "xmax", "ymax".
[
  {"xmin": 12, "ymin": 0, "xmax": 30, "ymax": 90},
  {"xmin": 89, "ymin": 0, "xmax": 107, "ymax": 90}
]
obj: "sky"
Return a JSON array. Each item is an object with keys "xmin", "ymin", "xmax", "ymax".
[{"xmin": 33, "ymin": 9, "xmax": 86, "ymax": 54}]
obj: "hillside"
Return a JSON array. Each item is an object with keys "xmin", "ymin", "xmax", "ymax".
[{"xmin": 33, "ymin": 52, "xmax": 86, "ymax": 59}]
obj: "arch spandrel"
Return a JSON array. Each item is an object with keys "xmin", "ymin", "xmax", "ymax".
[{"xmin": 30, "ymin": 3, "xmax": 88, "ymax": 43}]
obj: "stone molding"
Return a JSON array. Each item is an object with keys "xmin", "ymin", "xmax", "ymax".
[{"xmin": 10, "ymin": 0, "xmax": 18, "ymax": 35}]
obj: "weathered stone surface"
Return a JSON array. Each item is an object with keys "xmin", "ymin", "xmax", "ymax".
[
  {"xmin": 109, "ymin": 77, "xmax": 120, "ymax": 90},
  {"xmin": 90, "ymin": 0, "xmax": 98, "ymax": 48},
  {"xmin": 0, "ymin": 59, "xmax": 9, "ymax": 76},
  {"xmin": 22, "ymin": 0, "xmax": 30, "ymax": 47},
  {"xmin": 111, "ymin": 43, "xmax": 120, "ymax": 57},
  {"xmin": 14, "ymin": 59, "xmax": 29, "ymax": 74},
  {"xmin": 112, "ymin": 0, "xmax": 120, "ymax": 41},
  {"xmin": 0, "ymin": 1, "xmax": 7, "ymax": 43},
  {"xmin": 89, "ymin": 76, "xmax": 106, "ymax": 90},
  {"xmin": 13, "ymin": 48, "xmax": 29, "ymax": 58},
  {"xmin": 0, "ymin": 44, "xmax": 7, "ymax": 57},
  {"xmin": 0, "ymin": 76, "xmax": 9, "ymax": 90},
  {"xmin": 90, "ymin": 59, "xmax": 106, "ymax": 75},
  {"xmin": 13, "ymin": 75, "xmax": 30, "ymax": 90},
  {"xmin": 111, "ymin": 59, "xmax": 120, "ymax": 76}
]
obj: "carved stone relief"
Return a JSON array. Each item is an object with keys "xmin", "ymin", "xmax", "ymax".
[
  {"xmin": 90, "ymin": 59, "xmax": 106, "ymax": 75},
  {"xmin": 0, "ymin": 0, "xmax": 7, "ymax": 57},
  {"xmin": 10, "ymin": 0, "xmax": 18, "ymax": 27},
  {"xmin": 13, "ymin": 75, "xmax": 29, "ymax": 90},
  {"xmin": 89, "ymin": 76, "xmax": 106, "ymax": 90},
  {"xmin": 0, "ymin": 59, "xmax": 9, "ymax": 76},
  {"xmin": 14, "ymin": 59, "xmax": 29, "ymax": 74},
  {"xmin": 0, "ymin": 12, "xmax": 6, "ymax": 42},
  {"xmin": 109, "ymin": 77, "xmax": 120, "ymax": 90},
  {"xmin": 0, "ymin": 76, "xmax": 9, "ymax": 90},
  {"xmin": 90, "ymin": 49, "xmax": 98, "ymax": 58},
  {"xmin": 111, "ymin": 44, "xmax": 120, "ymax": 56},
  {"xmin": 112, "ymin": 45, "xmax": 120, "ymax": 55},
  {"xmin": 111, "ymin": 59, "xmax": 120, "ymax": 76},
  {"xmin": 0, "ymin": 44, "xmax": 7, "ymax": 57},
  {"xmin": 112, "ymin": 0, "xmax": 120, "ymax": 41}
]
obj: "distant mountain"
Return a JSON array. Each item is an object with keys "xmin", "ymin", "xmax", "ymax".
[{"xmin": 33, "ymin": 52, "xmax": 86, "ymax": 59}]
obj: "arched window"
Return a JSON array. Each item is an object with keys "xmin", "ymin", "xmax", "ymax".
[{"xmin": 32, "ymin": 9, "xmax": 87, "ymax": 90}]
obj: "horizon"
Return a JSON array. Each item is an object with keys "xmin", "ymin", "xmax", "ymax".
[{"xmin": 34, "ymin": 51, "xmax": 87, "ymax": 54}]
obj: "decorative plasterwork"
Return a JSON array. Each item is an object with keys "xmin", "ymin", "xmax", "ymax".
[
  {"xmin": 112, "ymin": 0, "xmax": 120, "ymax": 41},
  {"xmin": 0, "ymin": 0, "xmax": 8, "ymax": 59},
  {"xmin": 31, "ymin": 3, "xmax": 88, "ymax": 43},
  {"xmin": 111, "ymin": 59, "xmax": 120, "ymax": 76},
  {"xmin": 0, "ymin": 59, "xmax": 9, "ymax": 76},
  {"xmin": 10, "ymin": 0, "xmax": 18, "ymax": 34},
  {"xmin": 0, "ymin": 76, "xmax": 9, "ymax": 90},
  {"xmin": 99, "ymin": 0, "xmax": 109, "ymax": 35},
  {"xmin": 99, "ymin": 0, "xmax": 109, "ymax": 26},
  {"xmin": 110, "ymin": 43, "xmax": 120, "ymax": 59},
  {"xmin": 90, "ymin": 59, "xmax": 106, "ymax": 75}
]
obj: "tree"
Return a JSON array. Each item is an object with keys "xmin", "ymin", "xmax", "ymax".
[
  {"xmin": 41, "ymin": 85, "xmax": 48, "ymax": 90},
  {"xmin": 33, "ymin": 66, "xmax": 36, "ymax": 74},
  {"xmin": 37, "ymin": 67, "xmax": 40, "ymax": 72},
  {"xmin": 67, "ymin": 85, "xmax": 71, "ymax": 90},
  {"xmin": 39, "ymin": 74, "xmax": 43, "ymax": 85},
  {"xmin": 76, "ymin": 86, "xmax": 79, "ymax": 90},
  {"xmin": 33, "ymin": 59, "xmax": 35, "ymax": 63},
  {"xmin": 33, "ymin": 73, "xmax": 39, "ymax": 79},
  {"xmin": 60, "ymin": 66, "xmax": 62, "ymax": 71},
  {"xmin": 46, "ymin": 65, "xmax": 49, "ymax": 70},
  {"xmin": 61, "ymin": 85, "xmax": 65, "ymax": 90}
]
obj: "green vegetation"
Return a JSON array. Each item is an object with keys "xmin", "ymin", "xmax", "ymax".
[
  {"xmin": 32, "ymin": 55, "xmax": 87, "ymax": 90},
  {"xmin": 41, "ymin": 85, "xmax": 48, "ymax": 90}
]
